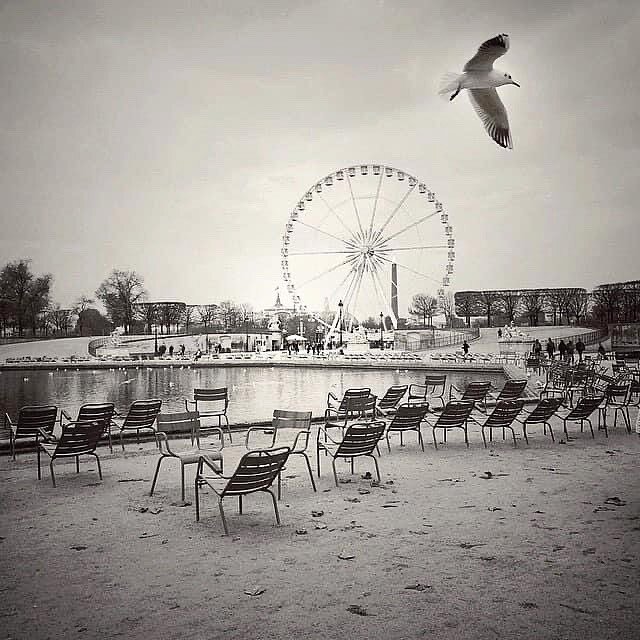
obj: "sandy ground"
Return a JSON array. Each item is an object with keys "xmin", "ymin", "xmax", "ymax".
[{"xmin": 1, "ymin": 412, "xmax": 639, "ymax": 640}]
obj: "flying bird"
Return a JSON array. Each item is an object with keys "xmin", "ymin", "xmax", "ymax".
[{"xmin": 439, "ymin": 34, "xmax": 520, "ymax": 149}]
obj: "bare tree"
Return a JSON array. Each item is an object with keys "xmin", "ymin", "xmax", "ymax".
[
  {"xmin": 95, "ymin": 269, "xmax": 146, "ymax": 334},
  {"xmin": 408, "ymin": 293, "xmax": 439, "ymax": 327},
  {"xmin": 198, "ymin": 304, "xmax": 217, "ymax": 330}
]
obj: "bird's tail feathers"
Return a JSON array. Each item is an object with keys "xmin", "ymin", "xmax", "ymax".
[{"xmin": 438, "ymin": 72, "xmax": 462, "ymax": 99}]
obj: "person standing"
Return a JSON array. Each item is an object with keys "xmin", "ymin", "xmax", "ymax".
[
  {"xmin": 462, "ymin": 340, "xmax": 470, "ymax": 355},
  {"xmin": 576, "ymin": 338, "xmax": 585, "ymax": 362},
  {"xmin": 597, "ymin": 343, "xmax": 607, "ymax": 360},
  {"xmin": 546, "ymin": 338, "xmax": 555, "ymax": 362},
  {"xmin": 533, "ymin": 339, "xmax": 542, "ymax": 358},
  {"xmin": 566, "ymin": 340, "xmax": 575, "ymax": 364},
  {"xmin": 558, "ymin": 339, "xmax": 567, "ymax": 362}
]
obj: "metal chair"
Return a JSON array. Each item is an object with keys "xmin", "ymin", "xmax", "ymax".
[
  {"xmin": 185, "ymin": 388, "xmax": 232, "ymax": 443},
  {"xmin": 408, "ymin": 374, "xmax": 447, "ymax": 411},
  {"xmin": 375, "ymin": 385, "xmax": 408, "ymax": 417},
  {"xmin": 598, "ymin": 381, "xmax": 631, "ymax": 433},
  {"xmin": 516, "ymin": 397, "xmax": 563, "ymax": 444},
  {"xmin": 539, "ymin": 363, "xmax": 571, "ymax": 404},
  {"xmin": 316, "ymin": 421, "xmax": 387, "ymax": 486},
  {"xmin": 114, "ymin": 399, "xmax": 162, "ymax": 451},
  {"xmin": 245, "ymin": 409, "xmax": 316, "ymax": 492},
  {"xmin": 38, "ymin": 420, "xmax": 103, "ymax": 487},
  {"xmin": 525, "ymin": 356, "xmax": 541, "ymax": 376},
  {"xmin": 423, "ymin": 400, "xmax": 475, "ymax": 449},
  {"xmin": 150, "ymin": 412, "xmax": 225, "ymax": 502},
  {"xmin": 555, "ymin": 396, "xmax": 604, "ymax": 439},
  {"xmin": 384, "ymin": 403, "xmax": 430, "ymax": 452},
  {"xmin": 325, "ymin": 388, "xmax": 375, "ymax": 430},
  {"xmin": 194, "ymin": 446, "xmax": 291, "ymax": 535},
  {"xmin": 5, "ymin": 405, "xmax": 58, "ymax": 478},
  {"xmin": 490, "ymin": 379, "xmax": 527, "ymax": 404},
  {"xmin": 448, "ymin": 380, "xmax": 491, "ymax": 413},
  {"xmin": 60, "ymin": 403, "xmax": 115, "ymax": 452},
  {"xmin": 470, "ymin": 400, "xmax": 524, "ymax": 448}
]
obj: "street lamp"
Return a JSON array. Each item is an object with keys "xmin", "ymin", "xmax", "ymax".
[
  {"xmin": 338, "ymin": 300, "xmax": 343, "ymax": 348},
  {"xmin": 380, "ymin": 312, "xmax": 384, "ymax": 350},
  {"xmin": 245, "ymin": 313, "xmax": 249, "ymax": 352},
  {"xmin": 154, "ymin": 325, "xmax": 158, "ymax": 356}
]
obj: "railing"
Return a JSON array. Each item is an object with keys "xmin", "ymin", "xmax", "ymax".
[
  {"xmin": 87, "ymin": 337, "xmax": 111, "ymax": 357},
  {"xmin": 549, "ymin": 327, "xmax": 607, "ymax": 348},
  {"xmin": 394, "ymin": 327, "xmax": 480, "ymax": 352}
]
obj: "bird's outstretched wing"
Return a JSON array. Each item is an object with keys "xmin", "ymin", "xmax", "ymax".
[
  {"xmin": 468, "ymin": 88, "xmax": 513, "ymax": 149},
  {"xmin": 464, "ymin": 34, "xmax": 510, "ymax": 71}
]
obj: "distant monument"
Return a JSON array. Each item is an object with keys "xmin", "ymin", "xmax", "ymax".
[{"xmin": 498, "ymin": 321, "xmax": 533, "ymax": 354}]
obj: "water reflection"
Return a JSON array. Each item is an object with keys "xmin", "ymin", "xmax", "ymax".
[{"xmin": 0, "ymin": 367, "xmax": 506, "ymax": 424}]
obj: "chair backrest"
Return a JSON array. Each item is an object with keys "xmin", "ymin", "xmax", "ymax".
[
  {"xmin": 378, "ymin": 385, "xmax": 408, "ymax": 411},
  {"xmin": 272, "ymin": 409, "xmax": 312, "ymax": 430},
  {"xmin": 484, "ymin": 400, "xmax": 524, "ymax": 429},
  {"xmin": 15, "ymin": 405, "xmax": 58, "ymax": 438},
  {"xmin": 193, "ymin": 387, "xmax": 228, "ymax": 409},
  {"xmin": 526, "ymin": 397, "xmax": 564, "ymax": 423},
  {"xmin": 335, "ymin": 421, "xmax": 387, "ymax": 458},
  {"xmin": 123, "ymin": 399, "xmax": 162, "ymax": 429},
  {"xmin": 604, "ymin": 382, "xmax": 631, "ymax": 405},
  {"xmin": 54, "ymin": 421, "xmax": 103, "ymax": 455},
  {"xmin": 76, "ymin": 403, "xmax": 115, "ymax": 435},
  {"xmin": 567, "ymin": 396, "xmax": 603, "ymax": 420},
  {"xmin": 408, "ymin": 384, "xmax": 426, "ymax": 401},
  {"xmin": 338, "ymin": 388, "xmax": 372, "ymax": 413},
  {"xmin": 496, "ymin": 379, "xmax": 527, "ymax": 402},
  {"xmin": 460, "ymin": 381, "xmax": 492, "ymax": 402},
  {"xmin": 424, "ymin": 374, "xmax": 446, "ymax": 397},
  {"xmin": 389, "ymin": 404, "xmax": 429, "ymax": 430},
  {"xmin": 157, "ymin": 411, "xmax": 200, "ymax": 435},
  {"xmin": 436, "ymin": 401, "xmax": 475, "ymax": 427},
  {"xmin": 222, "ymin": 447, "xmax": 290, "ymax": 497}
]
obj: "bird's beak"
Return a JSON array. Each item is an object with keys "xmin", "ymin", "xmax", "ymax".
[{"xmin": 512, "ymin": 81, "xmax": 520, "ymax": 87}]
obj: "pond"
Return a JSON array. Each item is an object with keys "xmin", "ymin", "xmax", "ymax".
[{"xmin": 0, "ymin": 366, "xmax": 507, "ymax": 425}]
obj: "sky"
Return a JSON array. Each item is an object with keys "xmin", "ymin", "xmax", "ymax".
[{"xmin": 1, "ymin": 0, "xmax": 638, "ymax": 316}]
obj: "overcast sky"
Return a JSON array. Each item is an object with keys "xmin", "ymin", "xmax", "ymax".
[{"xmin": 1, "ymin": 0, "xmax": 638, "ymax": 312}]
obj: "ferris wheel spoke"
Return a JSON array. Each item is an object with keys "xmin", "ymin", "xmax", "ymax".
[
  {"xmin": 367, "ymin": 172, "xmax": 384, "ymax": 242},
  {"xmin": 371, "ymin": 269, "xmax": 397, "ymax": 328},
  {"xmin": 376, "ymin": 244, "xmax": 447, "ymax": 253},
  {"xmin": 394, "ymin": 259, "xmax": 442, "ymax": 286},
  {"xmin": 346, "ymin": 175, "xmax": 366, "ymax": 239},
  {"xmin": 289, "ymin": 249, "xmax": 357, "ymax": 256},
  {"xmin": 375, "ymin": 210, "xmax": 438, "ymax": 246},
  {"xmin": 296, "ymin": 220, "xmax": 357, "ymax": 249},
  {"xmin": 318, "ymin": 193, "xmax": 359, "ymax": 240},
  {"xmin": 295, "ymin": 254, "xmax": 359, "ymax": 289},
  {"xmin": 373, "ymin": 183, "xmax": 416, "ymax": 242}
]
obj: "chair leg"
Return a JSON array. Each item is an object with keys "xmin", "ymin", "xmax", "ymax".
[
  {"xmin": 120, "ymin": 429, "xmax": 125, "ymax": 452},
  {"xmin": 218, "ymin": 498, "xmax": 229, "ymax": 535},
  {"xmin": 301, "ymin": 454, "xmax": 316, "ymax": 492},
  {"xmin": 238, "ymin": 495, "xmax": 243, "ymax": 514},
  {"xmin": 463, "ymin": 426, "xmax": 469, "ymax": 447},
  {"xmin": 547, "ymin": 422, "xmax": 555, "ymax": 442},
  {"xmin": 150, "ymin": 457, "xmax": 164, "ymax": 496},
  {"xmin": 481, "ymin": 427, "xmax": 487, "ymax": 448},
  {"xmin": 386, "ymin": 433, "xmax": 391, "ymax": 453},
  {"xmin": 586, "ymin": 418, "xmax": 594, "ymax": 438},
  {"xmin": 49, "ymin": 459, "xmax": 56, "ymax": 487},
  {"xmin": 432, "ymin": 427, "xmax": 438, "ymax": 450},
  {"xmin": 509, "ymin": 427, "xmax": 517, "ymax": 447},
  {"xmin": 10, "ymin": 433, "xmax": 15, "ymax": 461},
  {"xmin": 268, "ymin": 489, "xmax": 281, "ymax": 526},
  {"xmin": 195, "ymin": 478, "xmax": 201, "ymax": 521},
  {"xmin": 181, "ymin": 464, "xmax": 186, "ymax": 503},
  {"xmin": 93, "ymin": 454, "xmax": 102, "ymax": 480},
  {"xmin": 331, "ymin": 458, "xmax": 339, "ymax": 487},
  {"xmin": 37, "ymin": 444, "xmax": 42, "ymax": 479},
  {"xmin": 417, "ymin": 428, "xmax": 424, "ymax": 452},
  {"xmin": 523, "ymin": 424, "xmax": 529, "ymax": 445},
  {"xmin": 369, "ymin": 454, "xmax": 381, "ymax": 482},
  {"xmin": 76, "ymin": 456, "xmax": 80, "ymax": 473}
]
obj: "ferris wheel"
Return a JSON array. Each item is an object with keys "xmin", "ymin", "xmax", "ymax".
[{"xmin": 280, "ymin": 164, "xmax": 454, "ymax": 340}]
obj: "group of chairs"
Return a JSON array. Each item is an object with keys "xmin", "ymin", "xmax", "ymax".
[{"xmin": 3, "ymin": 387, "xmax": 231, "ymax": 487}]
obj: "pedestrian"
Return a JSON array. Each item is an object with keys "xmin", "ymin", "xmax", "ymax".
[
  {"xmin": 497, "ymin": 328, "xmax": 502, "ymax": 339},
  {"xmin": 558, "ymin": 339, "xmax": 567, "ymax": 361},
  {"xmin": 566, "ymin": 340, "xmax": 575, "ymax": 364},
  {"xmin": 546, "ymin": 338, "xmax": 555, "ymax": 361},
  {"xmin": 597, "ymin": 343, "xmax": 607, "ymax": 360},
  {"xmin": 462, "ymin": 340, "xmax": 469, "ymax": 355},
  {"xmin": 533, "ymin": 339, "xmax": 542, "ymax": 358},
  {"xmin": 180, "ymin": 344, "xmax": 185, "ymax": 356},
  {"xmin": 168, "ymin": 345, "xmax": 174, "ymax": 357},
  {"xmin": 576, "ymin": 338, "xmax": 585, "ymax": 362}
]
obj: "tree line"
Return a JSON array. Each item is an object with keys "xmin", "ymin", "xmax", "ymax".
[{"xmin": 454, "ymin": 281, "xmax": 640, "ymax": 328}]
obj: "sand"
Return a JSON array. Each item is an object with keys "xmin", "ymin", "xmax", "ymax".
[{"xmin": 1, "ymin": 415, "xmax": 639, "ymax": 640}]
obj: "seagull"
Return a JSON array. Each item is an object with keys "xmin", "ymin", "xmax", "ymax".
[{"xmin": 439, "ymin": 34, "xmax": 520, "ymax": 149}]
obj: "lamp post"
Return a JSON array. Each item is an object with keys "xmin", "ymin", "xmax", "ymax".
[
  {"xmin": 245, "ymin": 313, "xmax": 249, "ymax": 352},
  {"xmin": 154, "ymin": 324, "xmax": 158, "ymax": 356},
  {"xmin": 380, "ymin": 312, "xmax": 384, "ymax": 350},
  {"xmin": 338, "ymin": 300, "xmax": 343, "ymax": 348}
]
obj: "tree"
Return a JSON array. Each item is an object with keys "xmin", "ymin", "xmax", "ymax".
[
  {"xmin": 25, "ymin": 274, "xmax": 52, "ymax": 336},
  {"xmin": 408, "ymin": 293, "xmax": 439, "ymax": 327},
  {"xmin": 497, "ymin": 290, "xmax": 521, "ymax": 323},
  {"xmin": 198, "ymin": 304, "xmax": 217, "ymax": 330},
  {"xmin": 440, "ymin": 291, "xmax": 457, "ymax": 328},
  {"xmin": 73, "ymin": 295, "xmax": 94, "ymax": 336},
  {"xmin": 95, "ymin": 270, "xmax": 146, "ymax": 334},
  {"xmin": 182, "ymin": 304, "xmax": 198, "ymax": 333},
  {"xmin": 454, "ymin": 291, "xmax": 481, "ymax": 327},
  {"xmin": 77, "ymin": 308, "xmax": 113, "ymax": 335},
  {"xmin": 520, "ymin": 290, "xmax": 545, "ymax": 326},
  {"xmin": 49, "ymin": 304, "xmax": 72, "ymax": 335}
]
